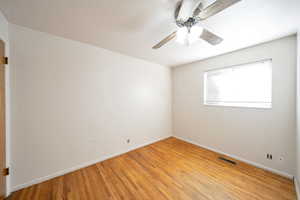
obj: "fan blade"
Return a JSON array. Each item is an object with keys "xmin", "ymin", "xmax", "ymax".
[
  {"xmin": 197, "ymin": 0, "xmax": 241, "ymax": 20},
  {"xmin": 152, "ymin": 31, "xmax": 177, "ymax": 49},
  {"xmin": 177, "ymin": 0, "xmax": 198, "ymax": 21},
  {"xmin": 174, "ymin": 1, "xmax": 182, "ymax": 20},
  {"xmin": 200, "ymin": 29, "xmax": 223, "ymax": 45},
  {"xmin": 193, "ymin": 1, "xmax": 203, "ymax": 17}
]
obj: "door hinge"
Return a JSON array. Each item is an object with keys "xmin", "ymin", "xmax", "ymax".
[
  {"xmin": 3, "ymin": 168, "xmax": 9, "ymax": 176},
  {"xmin": 1, "ymin": 57, "xmax": 8, "ymax": 65},
  {"xmin": 4, "ymin": 57, "xmax": 8, "ymax": 65}
]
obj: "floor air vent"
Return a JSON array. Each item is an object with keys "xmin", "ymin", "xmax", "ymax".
[{"xmin": 219, "ymin": 157, "xmax": 237, "ymax": 165}]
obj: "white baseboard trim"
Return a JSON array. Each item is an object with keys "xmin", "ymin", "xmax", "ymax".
[
  {"xmin": 295, "ymin": 177, "xmax": 300, "ymax": 200},
  {"xmin": 174, "ymin": 136, "xmax": 294, "ymax": 179},
  {"xmin": 12, "ymin": 135, "xmax": 172, "ymax": 192}
]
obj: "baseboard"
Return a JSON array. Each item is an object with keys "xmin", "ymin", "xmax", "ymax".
[
  {"xmin": 295, "ymin": 178, "xmax": 299, "ymax": 199},
  {"xmin": 12, "ymin": 134, "xmax": 172, "ymax": 192},
  {"xmin": 174, "ymin": 136, "xmax": 294, "ymax": 179}
]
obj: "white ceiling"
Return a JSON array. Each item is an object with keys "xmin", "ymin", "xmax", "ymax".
[{"xmin": 0, "ymin": 0, "xmax": 299, "ymax": 67}]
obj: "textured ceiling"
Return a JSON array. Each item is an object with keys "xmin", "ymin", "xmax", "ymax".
[{"xmin": 0, "ymin": 0, "xmax": 299, "ymax": 66}]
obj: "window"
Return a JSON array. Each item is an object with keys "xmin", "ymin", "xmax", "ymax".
[{"xmin": 204, "ymin": 59, "xmax": 272, "ymax": 108}]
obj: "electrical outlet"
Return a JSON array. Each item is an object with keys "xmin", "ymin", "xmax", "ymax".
[
  {"xmin": 266, "ymin": 154, "xmax": 273, "ymax": 160},
  {"xmin": 279, "ymin": 157, "xmax": 284, "ymax": 161}
]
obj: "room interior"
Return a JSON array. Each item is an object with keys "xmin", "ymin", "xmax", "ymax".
[{"xmin": 0, "ymin": 0, "xmax": 299, "ymax": 199}]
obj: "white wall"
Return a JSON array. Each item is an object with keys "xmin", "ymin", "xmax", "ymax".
[
  {"xmin": 9, "ymin": 24, "xmax": 172, "ymax": 190},
  {"xmin": 0, "ymin": 11, "xmax": 11, "ymax": 196},
  {"xmin": 172, "ymin": 35, "xmax": 297, "ymax": 177}
]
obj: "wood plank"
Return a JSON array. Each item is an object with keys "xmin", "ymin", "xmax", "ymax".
[{"xmin": 7, "ymin": 137, "xmax": 296, "ymax": 200}]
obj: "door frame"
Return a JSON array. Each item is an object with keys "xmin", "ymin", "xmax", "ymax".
[{"xmin": 0, "ymin": 39, "xmax": 7, "ymax": 199}]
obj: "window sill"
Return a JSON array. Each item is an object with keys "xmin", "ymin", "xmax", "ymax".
[{"xmin": 203, "ymin": 103, "xmax": 272, "ymax": 110}]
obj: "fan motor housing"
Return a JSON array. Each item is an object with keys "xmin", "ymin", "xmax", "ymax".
[{"xmin": 176, "ymin": 17, "xmax": 198, "ymax": 29}]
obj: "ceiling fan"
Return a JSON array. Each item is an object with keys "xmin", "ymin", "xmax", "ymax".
[{"xmin": 152, "ymin": 0, "xmax": 241, "ymax": 49}]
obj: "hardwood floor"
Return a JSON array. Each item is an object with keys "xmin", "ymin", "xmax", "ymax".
[{"xmin": 7, "ymin": 137, "xmax": 296, "ymax": 200}]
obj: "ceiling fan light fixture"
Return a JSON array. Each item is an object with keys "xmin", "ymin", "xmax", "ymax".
[
  {"xmin": 153, "ymin": 0, "xmax": 240, "ymax": 49},
  {"xmin": 188, "ymin": 26, "xmax": 203, "ymax": 44},
  {"xmin": 176, "ymin": 27, "xmax": 188, "ymax": 44},
  {"xmin": 176, "ymin": 26, "xmax": 203, "ymax": 45}
]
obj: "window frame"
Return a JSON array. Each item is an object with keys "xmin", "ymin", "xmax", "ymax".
[{"xmin": 203, "ymin": 59, "xmax": 273, "ymax": 109}]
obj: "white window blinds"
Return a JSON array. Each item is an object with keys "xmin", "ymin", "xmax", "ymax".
[{"xmin": 204, "ymin": 59, "xmax": 272, "ymax": 108}]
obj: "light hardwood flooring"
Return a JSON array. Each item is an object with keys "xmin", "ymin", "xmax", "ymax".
[{"xmin": 7, "ymin": 137, "xmax": 296, "ymax": 200}]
